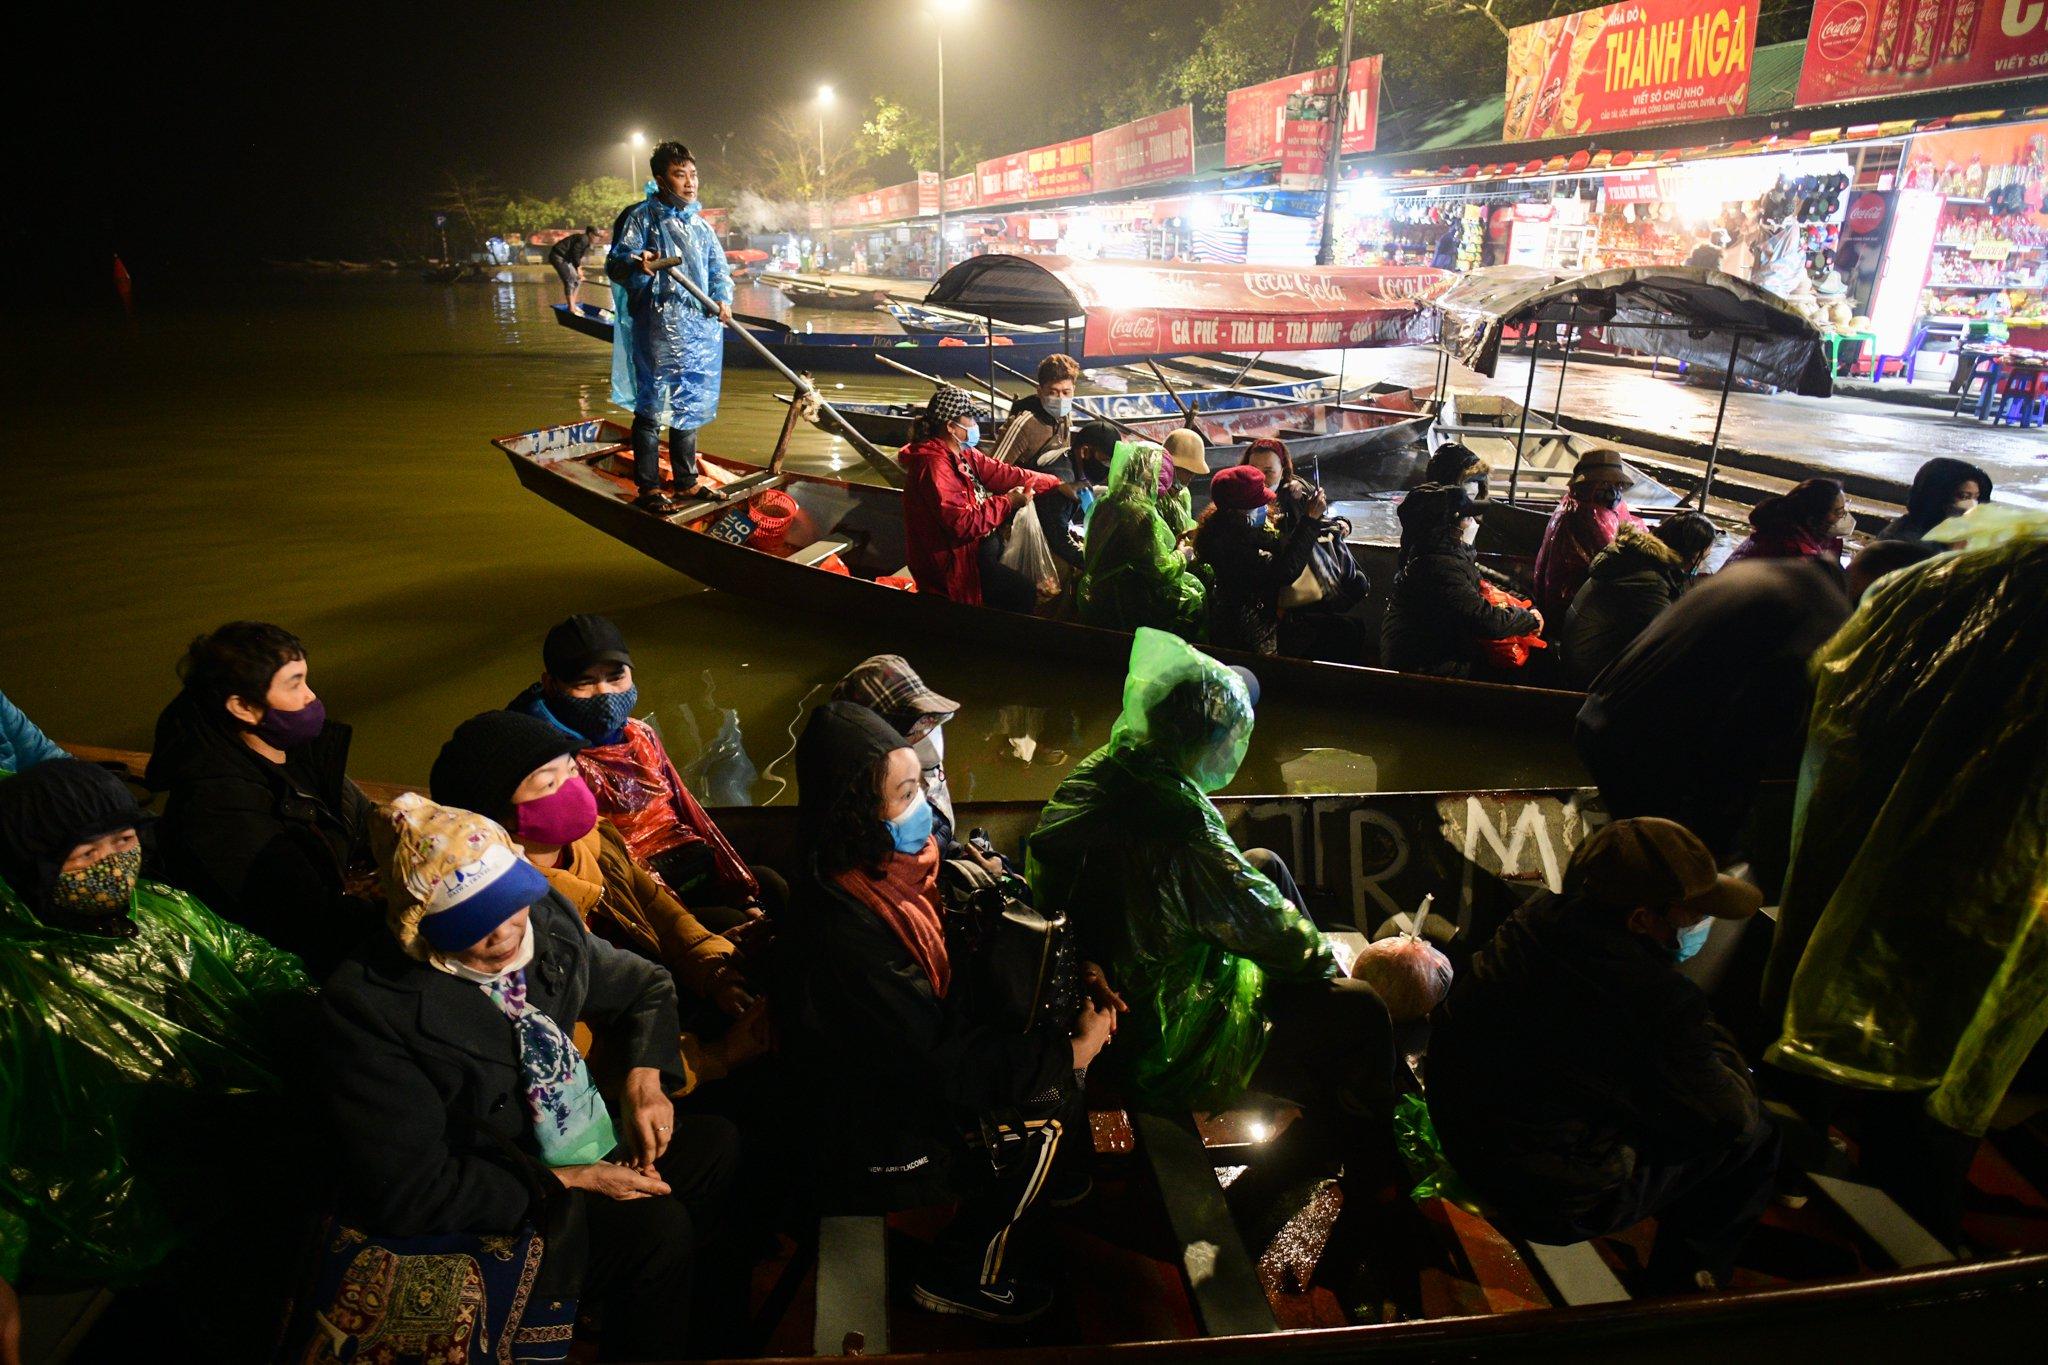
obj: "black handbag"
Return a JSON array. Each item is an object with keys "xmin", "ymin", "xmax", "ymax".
[
  {"xmin": 1283, "ymin": 517, "xmax": 1370, "ymax": 613},
  {"xmin": 937, "ymin": 856, "xmax": 1076, "ymax": 1038}
]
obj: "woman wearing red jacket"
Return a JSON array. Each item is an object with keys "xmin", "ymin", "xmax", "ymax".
[{"xmin": 901, "ymin": 386, "xmax": 1062, "ymax": 611}]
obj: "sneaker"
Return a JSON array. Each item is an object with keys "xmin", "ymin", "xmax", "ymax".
[
  {"xmin": 632, "ymin": 489, "xmax": 683, "ymax": 514},
  {"xmin": 910, "ymin": 1263, "xmax": 1054, "ymax": 1324}
]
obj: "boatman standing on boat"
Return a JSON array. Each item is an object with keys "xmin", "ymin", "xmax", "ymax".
[
  {"xmin": 607, "ymin": 140, "xmax": 732, "ymax": 513},
  {"xmin": 548, "ymin": 223, "xmax": 599, "ymax": 316}
]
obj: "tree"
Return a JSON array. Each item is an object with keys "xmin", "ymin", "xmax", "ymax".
[
  {"xmin": 498, "ymin": 195, "xmax": 566, "ymax": 235},
  {"xmin": 732, "ymin": 105, "xmax": 878, "ymax": 203},
  {"xmin": 428, "ymin": 170, "xmax": 506, "ymax": 249},
  {"xmin": 855, "ymin": 96, "xmax": 982, "ymax": 179},
  {"xmin": 564, "ymin": 177, "xmax": 636, "ymax": 230}
]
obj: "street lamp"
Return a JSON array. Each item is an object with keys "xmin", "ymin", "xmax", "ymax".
[
  {"xmin": 815, "ymin": 85, "xmax": 834, "ymax": 180},
  {"xmin": 628, "ymin": 130, "xmax": 646, "ymax": 191},
  {"xmin": 928, "ymin": 0, "xmax": 972, "ymax": 280}
]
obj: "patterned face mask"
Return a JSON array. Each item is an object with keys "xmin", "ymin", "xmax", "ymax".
[{"xmin": 48, "ymin": 845, "xmax": 143, "ymax": 927}]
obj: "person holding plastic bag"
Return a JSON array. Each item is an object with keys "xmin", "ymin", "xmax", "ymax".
[
  {"xmin": 1381, "ymin": 484, "xmax": 1542, "ymax": 678},
  {"xmin": 1076, "ymin": 443, "xmax": 1206, "ymax": 639},
  {"xmin": 606, "ymin": 140, "xmax": 733, "ymax": 513},
  {"xmin": 1027, "ymin": 630, "xmax": 1391, "ymax": 1134},
  {"xmin": 0, "ymin": 759, "xmax": 312, "ymax": 1357},
  {"xmin": 899, "ymin": 385, "xmax": 1062, "ymax": 612},
  {"xmin": 1762, "ymin": 509, "xmax": 2048, "ymax": 1239},
  {"xmin": 1194, "ymin": 465, "xmax": 1323, "ymax": 657}
]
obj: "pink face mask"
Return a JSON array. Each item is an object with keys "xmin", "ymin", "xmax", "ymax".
[{"xmin": 513, "ymin": 772, "xmax": 599, "ymax": 846}]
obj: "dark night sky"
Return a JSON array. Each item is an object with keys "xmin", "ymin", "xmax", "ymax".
[{"xmin": 19, "ymin": 0, "xmax": 1095, "ymax": 275}]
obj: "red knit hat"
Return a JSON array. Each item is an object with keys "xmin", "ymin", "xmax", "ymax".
[{"xmin": 1210, "ymin": 464, "xmax": 1277, "ymax": 511}]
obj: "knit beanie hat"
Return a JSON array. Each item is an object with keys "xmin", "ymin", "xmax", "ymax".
[
  {"xmin": 430, "ymin": 710, "xmax": 584, "ymax": 829},
  {"xmin": 0, "ymin": 760, "xmax": 158, "ymax": 913},
  {"xmin": 374, "ymin": 792, "xmax": 550, "ymax": 957}
]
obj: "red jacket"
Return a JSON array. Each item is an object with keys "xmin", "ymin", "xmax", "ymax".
[{"xmin": 900, "ymin": 437, "xmax": 1059, "ymax": 605}]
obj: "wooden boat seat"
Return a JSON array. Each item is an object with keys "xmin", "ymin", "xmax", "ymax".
[
  {"xmin": 1133, "ymin": 1112, "xmax": 1279, "ymax": 1337},
  {"xmin": 784, "ymin": 536, "xmax": 852, "ymax": 569},
  {"xmin": 814, "ymin": 1215, "xmax": 889, "ymax": 1357}
]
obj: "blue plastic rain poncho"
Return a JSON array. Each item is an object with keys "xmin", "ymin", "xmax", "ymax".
[
  {"xmin": 1026, "ymin": 629, "xmax": 1334, "ymax": 1111},
  {"xmin": 606, "ymin": 191, "xmax": 734, "ymax": 430},
  {"xmin": 1762, "ymin": 509, "xmax": 2048, "ymax": 1136},
  {"xmin": 0, "ymin": 866, "xmax": 310, "ymax": 1283}
]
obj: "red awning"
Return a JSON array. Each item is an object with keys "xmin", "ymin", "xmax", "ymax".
[{"xmin": 924, "ymin": 254, "xmax": 1450, "ymax": 356}]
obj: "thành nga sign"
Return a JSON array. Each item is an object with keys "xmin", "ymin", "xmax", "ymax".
[{"xmin": 1502, "ymin": 0, "xmax": 1758, "ymax": 141}]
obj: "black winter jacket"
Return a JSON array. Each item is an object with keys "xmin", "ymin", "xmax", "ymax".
[
  {"xmin": 1558, "ymin": 524, "xmax": 1691, "ymax": 688},
  {"xmin": 1427, "ymin": 893, "xmax": 1764, "ymax": 1233},
  {"xmin": 1196, "ymin": 510, "xmax": 1319, "ymax": 655},
  {"xmin": 143, "ymin": 687, "xmax": 378, "ymax": 975},
  {"xmin": 318, "ymin": 891, "xmax": 685, "ymax": 1236},
  {"xmin": 774, "ymin": 859, "xmax": 1074, "ymax": 1211},
  {"xmin": 1379, "ymin": 531, "xmax": 1539, "ymax": 677}
]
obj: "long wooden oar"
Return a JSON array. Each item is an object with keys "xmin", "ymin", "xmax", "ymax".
[{"xmin": 645, "ymin": 254, "xmax": 904, "ymax": 487}]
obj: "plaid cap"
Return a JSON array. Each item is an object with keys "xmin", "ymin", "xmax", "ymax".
[
  {"xmin": 831, "ymin": 654, "xmax": 959, "ymax": 735},
  {"xmin": 925, "ymin": 385, "xmax": 977, "ymax": 429}
]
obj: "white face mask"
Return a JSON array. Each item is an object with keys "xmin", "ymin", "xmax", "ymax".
[
  {"xmin": 435, "ymin": 917, "xmax": 536, "ymax": 983},
  {"xmin": 1831, "ymin": 511, "xmax": 1856, "ymax": 538},
  {"xmin": 1459, "ymin": 517, "xmax": 1481, "ymax": 546},
  {"xmin": 912, "ymin": 727, "xmax": 955, "ymax": 826}
]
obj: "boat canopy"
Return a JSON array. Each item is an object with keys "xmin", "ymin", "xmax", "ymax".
[
  {"xmin": 1434, "ymin": 265, "xmax": 1833, "ymax": 398},
  {"xmin": 924, "ymin": 254, "xmax": 1449, "ymax": 357}
]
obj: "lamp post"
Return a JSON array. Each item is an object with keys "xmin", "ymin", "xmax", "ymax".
[
  {"xmin": 928, "ymin": 0, "xmax": 970, "ymax": 280},
  {"xmin": 815, "ymin": 85, "xmax": 834, "ymax": 181},
  {"xmin": 628, "ymin": 130, "xmax": 646, "ymax": 192}
]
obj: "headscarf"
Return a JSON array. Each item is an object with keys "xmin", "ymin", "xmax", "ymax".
[{"xmin": 0, "ymin": 760, "xmax": 157, "ymax": 919}]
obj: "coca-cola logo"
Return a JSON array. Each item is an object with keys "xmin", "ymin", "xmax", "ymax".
[
  {"xmin": 1243, "ymin": 271, "xmax": 1347, "ymax": 307},
  {"xmin": 1813, "ymin": 1, "xmax": 1869, "ymax": 62},
  {"xmin": 1846, "ymin": 193, "xmax": 1886, "ymax": 236},
  {"xmin": 1109, "ymin": 314, "xmax": 1157, "ymax": 348}
]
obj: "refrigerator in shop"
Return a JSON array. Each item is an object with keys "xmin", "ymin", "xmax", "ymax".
[{"xmin": 1867, "ymin": 189, "xmax": 1942, "ymax": 361}]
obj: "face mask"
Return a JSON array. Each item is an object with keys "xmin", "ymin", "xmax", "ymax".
[
  {"xmin": 1249, "ymin": 506, "xmax": 1269, "ymax": 528},
  {"xmin": 1585, "ymin": 485, "xmax": 1623, "ymax": 509},
  {"xmin": 913, "ymin": 729, "xmax": 955, "ymax": 826},
  {"xmin": 1949, "ymin": 497, "xmax": 1978, "ymax": 517},
  {"xmin": 548, "ymin": 686, "xmax": 639, "ymax": 743},
  {"xmin": 961, "ymin": 422, "xmax": 981, "ymax": 449},
  {"xmin": 47, "ymin": 845, "xmax": 143, "ymax": 928},
  {"xmin": 437, "ymin": 917, "xmax": 536, "ymax": 984},
  {"xmin": 514, "ymin": 772, "xmax": 599, "ymax": 847},
  {"xmin": 252, "ymin": 698, "xmax": 327, "ymax": 749},
  {"xmin": 884, "ymin": 791, "xmax": 935, "ymax": 855},
  {"xmin": 1044, "ymin": 395, "xmax": 1073, "ymax": 420},
  {"xmin": 1459, "ymin": 518, "xmax": 1481, "ymax": 546},
  {"xmin": 1830, "ymin": 511, "xmax": 1856, "ymax": 538},
  {"xmin": 1673, "ymin": 916, "xmax": 1713, "ymax": 963}
]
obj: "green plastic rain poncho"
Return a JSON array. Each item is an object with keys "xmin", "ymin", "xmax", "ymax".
[
  {"xmin": 1076, "ymin": 442, "xmax": 1206, "ymax": 639},
  {"xmin": 1762, "ymin": 510, "xmax": 2048, "ymax": 1136},
  {"xmin": 1026, "ymin": 629, "xmax": 1334, "ymax": 1111},
  {"xmin": 0, "ymin": 865, "xmax": 310, "ymax": 1284}
]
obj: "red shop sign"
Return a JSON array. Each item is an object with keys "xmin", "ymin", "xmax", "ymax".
[
  {"xmin": 1502, "ymin": 0, "xmax": 1758, "ymax": 141},
  {"xmin": 1796, "ymin": 0, "xmax": 2048, "ymax": 106}
]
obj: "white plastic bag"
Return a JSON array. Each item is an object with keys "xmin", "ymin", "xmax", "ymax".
[{"xmin": 995, "ymin": 501, "xmax": 1062, "ymax": 608}]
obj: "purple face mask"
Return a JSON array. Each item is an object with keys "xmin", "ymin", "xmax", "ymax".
[
  {"xmin": 251, "ymin": 698, "xmax": 327, "ymax": 749},
  {"xmin": 514, "ymin": 772, "xmax": 599, "ymax": 847}
]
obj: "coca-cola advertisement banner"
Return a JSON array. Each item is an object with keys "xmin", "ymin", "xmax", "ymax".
[
  {"xmin": 1223, "ymin": 56, "xmax": 1382, "ymax": 168},
  {"xmin": 1502, "ymin": 0, "xmax": 1759, "ymax": 141},
  {"xmin": 1073, "ymin": 260, "xmax": 1448, "ymax": 356},
  {"xmin": 1092, "ymin": 107, "xmax": 1197, "ymax": 192},
  {"xmin": 1795, "ymin": 0, "xmax": 2048, "ymax": 107}
]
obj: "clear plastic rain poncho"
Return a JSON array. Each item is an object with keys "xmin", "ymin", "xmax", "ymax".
[
  {"xmin": 608, "ymin": 192, "xmax": 734, "ymax": 430},
  {"xmin": 0, "ymin": 871, "xmax": 309, "ymax": 1283},
  {"xmin": 1076, "ymin": 442, "xmax": 1206, "ymax": 639},
  {"xmin": 1763, "ymin": 508, "xmax": 2048, "ymax": 1136},
  {"xmin": 1026, "ymin": 629, "xmax": 1333, "ymax": 1111}
]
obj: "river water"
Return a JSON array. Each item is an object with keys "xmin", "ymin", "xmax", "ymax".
[{"xmin": 1, "ymin": 270, "xmax": 1582, "ymax": 802}]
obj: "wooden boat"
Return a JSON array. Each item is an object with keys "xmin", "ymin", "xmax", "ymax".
[
  {"xmin": 884, "ymin": 300, "xmax": 1056, "ymax": 335},
  {"xmin": 763, "ymin": 273, "xmax": 895, "ymax": 312},
  {"xmin": 64, "ymin": 739, "xmax": 2048, "ymax": 1360},
  {"xmin": 494, "ymin": 417, "xmax": 1585, "ymax": 729},
  {"xmin": 807, "ymin": 372, "xmax": 1355, "ymax": 449},
  {"xmin": 550, "ymin": 303, "xmax": 1189, "ymax": 380}
]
